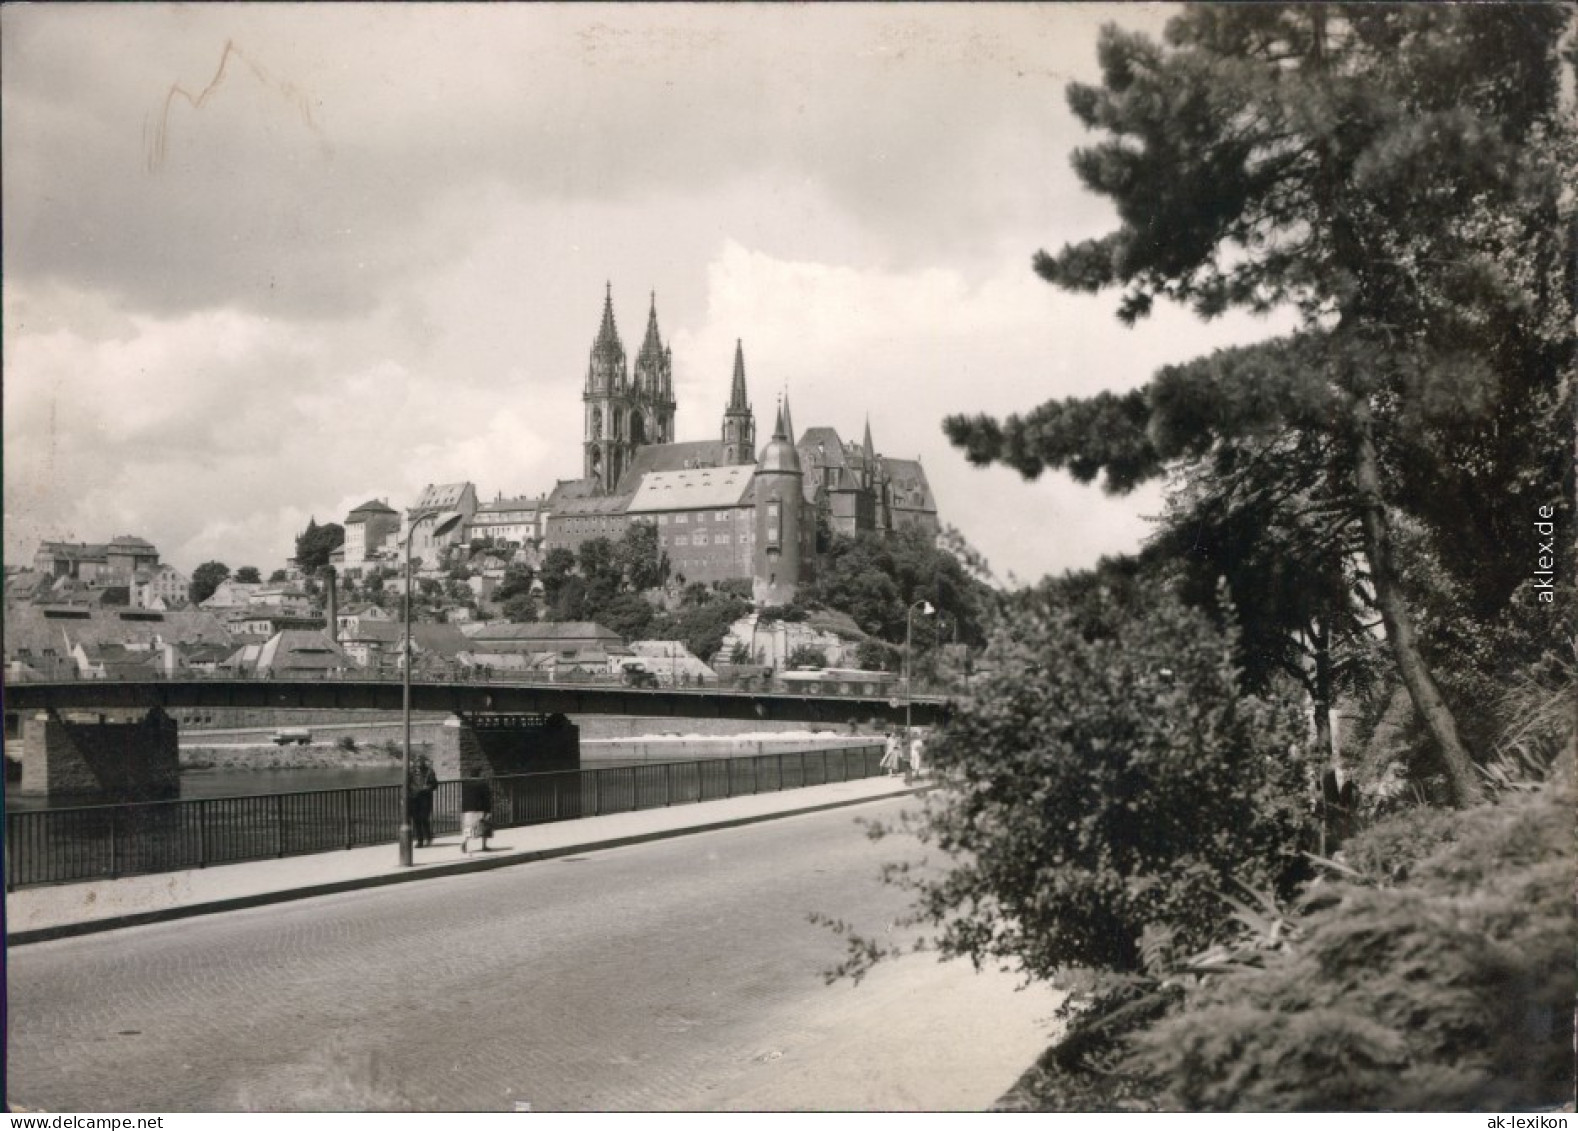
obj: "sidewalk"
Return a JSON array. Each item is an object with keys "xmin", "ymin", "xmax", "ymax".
[{"xmin": 6, "ymin": 775, "xmax": 926, "ymax": 945}]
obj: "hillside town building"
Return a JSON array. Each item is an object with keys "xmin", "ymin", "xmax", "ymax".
[
  {"xmin": 337, "ymin": 499, "xmax": 401, "ymax": 576},
  {"xmin": 32, "ymin": 537, "xmax": 160, "ymax": 585}
]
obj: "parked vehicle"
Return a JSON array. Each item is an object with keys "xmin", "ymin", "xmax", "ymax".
[{"xmin": 618, "ymin": 660, "xmax": 659, "ymax": 689}]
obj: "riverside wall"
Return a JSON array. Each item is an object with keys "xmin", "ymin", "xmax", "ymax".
[{"xmin": 180, "ymin": 714, "xmax": 880, "ymax": 772}]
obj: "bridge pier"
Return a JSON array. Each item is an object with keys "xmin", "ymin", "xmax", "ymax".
[
  {"xmin": 432, "ymin": 712, "xmax": 583, "ymax": 825},
  {"xmin": 430, "ymin": 712, "xmax": 581, "ymax": 780},
  {"xmin": 18, "ymin": 707, "xmax": 180, "ymax": 805}
]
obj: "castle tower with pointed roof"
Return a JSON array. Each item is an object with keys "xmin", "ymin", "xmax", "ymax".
[
  {"xmin": 753, "ymin": 398, "xmax": 806, "ymax": 607},
  {"xmin": 583, "ymin": 285, "xmax": 675, "ymax": 493},
  {"xmin": 720, "ymin": 340, "xmax": 756, "ymax": 465}
]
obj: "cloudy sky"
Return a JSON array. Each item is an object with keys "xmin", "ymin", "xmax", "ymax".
[{"xmin": 3, "ymin": 3, "xmax": 1288, "ymax": 586}]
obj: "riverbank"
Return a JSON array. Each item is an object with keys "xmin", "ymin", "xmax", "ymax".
[{"xmin": 179, "ymin": 720, "xmax": 872, "ymax": 773}]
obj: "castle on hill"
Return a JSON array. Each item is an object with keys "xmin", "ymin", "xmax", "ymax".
[{"xmin": 542, "ymin": 285, "xmax": 939, "ymax": 605}]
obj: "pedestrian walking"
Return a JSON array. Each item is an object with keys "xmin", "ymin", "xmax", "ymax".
[
  {"xmin": 409, "ymin": 755, "xmax": 438, "ymax": 848},
  {"xmin": 460, "ymin": 768, "xmax": 494, "ymax": 855},
  {"xmin": 908, "ymin": 730, "xmax": 926, "ymax": 778},
  {"xmin": 880, "ymin": 732, "xmax": 903, "ymax": 777}
]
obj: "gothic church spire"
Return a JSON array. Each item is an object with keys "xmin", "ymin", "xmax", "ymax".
[
  {"xmin": 721, "ymin": 338, "xmax": 756, "ymax": 465},
  {"xmin": 729, "ymin": 340, "xmax": 749, "ymax": 410},
  {"xmin": 635, "ymin": 291, "xmax": 665, "ymax": 385}
]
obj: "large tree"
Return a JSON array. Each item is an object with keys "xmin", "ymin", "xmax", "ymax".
[
  {"xmin": 946, "ymin": 5, "xmax": 1574, "ymax": 806},
  {"xmin": 801, "ymin": 526, "xmax": 992, "ymax": 650},
  {"xmin": 294, "ymin": 519, "xmax": 345, "ymax": 575},
  {"xmin": 1147, "ymin": 430, "xmax": 1379, "ymax": 760},
  {"xmin": 648, "ymin": 593, "xmax": 753, "ymax": 664},
  {"xmin": 616, "ymin": 521, "xmax": 671, "ymax": 592},
  {"xmin": 188, "ymin": 561, "xmax": 230, "ymax": 605}
]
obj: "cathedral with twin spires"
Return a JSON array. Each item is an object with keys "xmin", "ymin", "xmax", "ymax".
[{"xmin": 546, "ymin": 285, "xmax": 938, "ymax": 605}]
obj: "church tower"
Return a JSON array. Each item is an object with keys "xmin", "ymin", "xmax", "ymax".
[
  {"xmin": 631, "ymin": 292, "xmax": 676, "ymax": 446},
  {"xmin": 863, "ymin": 417, "xmax": 894, "ymax": 532},
  {"xmin": 720, "ymin": 340, "xmax": 756, "ymax": 465},
  {"xmin": 753, "ymin": 399, "xmax": 804, "ymax": 607},
  {"xmin": 583, "ymin": 283, "xmax": 630, "ymax": 492}
]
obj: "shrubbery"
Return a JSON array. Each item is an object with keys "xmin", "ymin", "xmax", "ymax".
[
  {"xmin": 1128, "ymin": 772, "xmax": 1575, "ymax": 1111},
  {"xmin": 880, "ymin": 588, "xmax": 1318, "ymax": 979}
]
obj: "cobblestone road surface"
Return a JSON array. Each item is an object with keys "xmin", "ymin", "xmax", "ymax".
[{"xmin": 7, "ymin": 797, "xmax": 1060, "ymax": 1112}]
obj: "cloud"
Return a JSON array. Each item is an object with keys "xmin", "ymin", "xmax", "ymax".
[
  {"xmin": 674, "ymin": 242, "xmax": 1288, "ymax": 581},
  {"xmin": 4, "ymin": 3, "xmax": 1293, "ymax": 587},
  {"xmin": 1, "ymin": 277, "xmax": 568, "ymax": 573},
  {"xmin": 2, "ymin": 4, "xmax": 1146, "ymax": 320}
]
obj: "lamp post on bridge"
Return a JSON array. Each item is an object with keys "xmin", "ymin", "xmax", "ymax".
[
  {"xmin": 400, "ymin": 509, "xmax": 463, "ymax": 867},
  {"xmin": 904, "ymin": 598, "xmax": 935, "ymax": 753}
]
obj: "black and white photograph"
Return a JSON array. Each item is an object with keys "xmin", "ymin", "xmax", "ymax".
[{"xmin": 3, "ymin": 1, "xmax": 1573, "ymax": 1117}]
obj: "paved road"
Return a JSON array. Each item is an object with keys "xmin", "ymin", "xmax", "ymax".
[{"xmin": 7, "ymin": 796, "xmax": 1061, "ymax": 1112}]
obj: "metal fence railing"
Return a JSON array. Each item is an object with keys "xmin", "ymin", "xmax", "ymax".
[{"xmin": 3, "ymin": 743, "xmax": 886, "ymax": 890}]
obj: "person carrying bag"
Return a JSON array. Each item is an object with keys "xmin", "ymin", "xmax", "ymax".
[{"xmin": 460, "ymin": 768, "xmax": 494, "ymax": 854}]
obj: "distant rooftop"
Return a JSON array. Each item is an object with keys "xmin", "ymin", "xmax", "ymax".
[{"xmin": 626, "ymin": 465, "xmax": 754, "ymax": 513}]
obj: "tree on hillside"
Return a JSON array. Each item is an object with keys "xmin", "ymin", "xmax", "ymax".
[
  {"xmin": 188, "ymin": 561, "xmax": 230, "ymax": 605},
  {"xmin": 544, "ymin": 574, "xmax": 589, "ymax": 623},
  {"xmin": 535, "ymin": 547, "xmax": 578, "ymax": 614},
  {"xmin": 801, "ymin": 527, "xmax": 992, "ymax": 650},
  {"xmin": 616, "ymin": 521, "xmax": 670, "ymax": 592},
  {"xmin": 599, "ymin": 591, "xmax": 657, "ymax": 641},
  {"xmin": 294, "ymin": 519, "xmax": 345, "ymax": 575},
  {"xmin": 855, "ymin": 638, "xmax": 897, "ymax": 672},
  {"xmin": 233, "ymin": 566, "xmax": 262, "ymax": 584},
  {"xmin": 500, "ymin": 593, "xmax": 538, "ymax": 624},
  {"xmin": 576, "ymin": 537, "xmax": 618, "ymax": 591},
  {"xmin": 944, "ymin": 5, "xmax": 1575, "ymax": 806},
  {"xmin": 494, "ymin": 561, "xmax": 535, "ymax": 603},
  {"xmin": 648, "ymin": 594, "xmax": 753, "ymax": 664}
]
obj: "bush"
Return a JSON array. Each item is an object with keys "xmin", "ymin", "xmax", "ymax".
[
  {"xmin": 650, "ymin": 596, "xmax": 751, "ymax": 663},
  {"xmin": 785, "ymin": 645, "xmax": 828, "ymax": 669},
  {"xmin": 1338, "ymin": 804, "xmax": 1460, "ymax": 884},
  {"xmin": 855, "ymin": 637, "xmax": 897, "ymax": 672},
  {"xmin": 892, "ymin": 588, "xmax": 1318, "ymax": 980},
  {"xmin": 336, "ymin": 735, "xmax": 357, "ymax": 752},
  {"xmin": 1128, "ymin": 775, "xmax": 1575, "ymax": 1111}
]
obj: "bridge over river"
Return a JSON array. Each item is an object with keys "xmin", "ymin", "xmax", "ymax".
[
  {"xmin": 3, "ymin": 675, "xmax": 951, "ymax": 728},
  {"xmin": 3, "ymin": 674, "xmax": 952, "ymax": 890}
]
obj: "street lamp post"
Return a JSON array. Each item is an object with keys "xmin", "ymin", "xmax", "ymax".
[
  {"xmin": 400, "ymin": 510, "xmax": 463, "ymax": 867},
  {"xmin": 904, "ymin": 598, "xmax": 935, "ymax": 754}
]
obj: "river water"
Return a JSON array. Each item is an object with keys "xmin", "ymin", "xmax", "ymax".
[
  {"xmin": 3, "ymin": 766, "xmax": 406, "ymax": 811},
  {"xmin": 3, "ymin": 752, "xmax": 809, "ymax": 810}
]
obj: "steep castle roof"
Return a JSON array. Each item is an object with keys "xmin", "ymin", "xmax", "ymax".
[
  {"xmin": 881, "ymin": 457, "xmax": 937, "ymax": 513},
  {"xmin": 613, "ymin": 440, "xmax": 730, "ymax": 495},
  {"xmin": 626, "ymin": 465, "xmax": 755, "ymax": 513},
  {"xmin": 410, "ymin": 482, "xmax": 474, "ymax": 513},
  {"xmin": 757, "ymin": 403, "xmax": 802, "ymax": 475},
  {"xmin": 347, "ymin": 499, "xmax": 398, "ymax": 519}
]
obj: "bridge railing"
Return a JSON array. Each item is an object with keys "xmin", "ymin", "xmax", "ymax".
[
  {"xmin": 2, "ymin": 667, "xmax": 958, "ymax": 699},
  {"xmin": 3, "ymin": 743, "xmax": 886, "ymax": 890}
]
